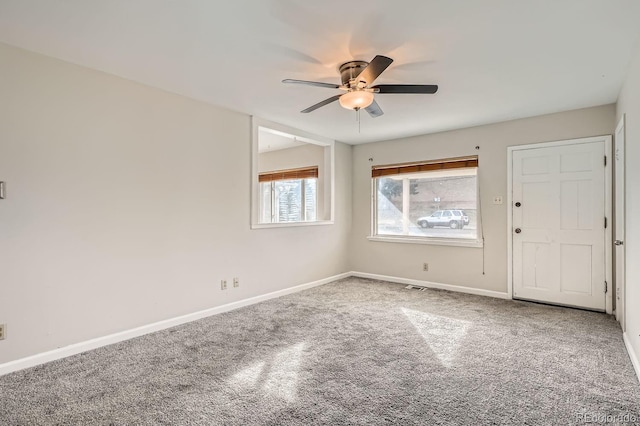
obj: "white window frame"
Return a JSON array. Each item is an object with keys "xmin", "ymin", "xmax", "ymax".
[
  {"xmin": 368, "ymin": 160, "xmax": 483, "ymax": 248},
  {"xmin": 251, "ymin": 117, "xmax": 335, "ymax": 229}
]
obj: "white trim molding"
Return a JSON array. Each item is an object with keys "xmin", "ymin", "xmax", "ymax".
[
  {"xmin": 0, "ymin": 272, "xmax": 351, "ymax": 377},
  {"xmin": 350, "ymin": 271, "xmax": 511, "ymax": 300},
  {"xmin": 623, "ymin": 333, "xmax": 640, "ymax": 382},
  {"xmin": 367, "ymin": 236, "xmax": 483, "ymax": 248}
]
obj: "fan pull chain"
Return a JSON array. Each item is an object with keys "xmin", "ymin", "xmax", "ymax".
[{"xmin": 357, "ymin": 109, "xmax": 361, "ymax": 133}]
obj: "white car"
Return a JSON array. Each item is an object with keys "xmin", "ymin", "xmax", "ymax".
[{"xmin": 417, "ymin": 210, "xmax": 468, "ymax": 229}]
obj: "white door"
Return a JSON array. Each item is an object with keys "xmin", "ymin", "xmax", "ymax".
[
  {"xmin": 512, "ymin": 141, "xmax": 606, "ymax": 310},
  {"xmin": 615, "ymin": 116, "xmax": 626, "ymax": 330}
]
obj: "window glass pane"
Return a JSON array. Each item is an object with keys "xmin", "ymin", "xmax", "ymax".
[
  {"xmin": 304, "ymin": 179, "xmax": 317, "ymax": 221},
  {"xmin": 260, "ymin": 177, "xmax": 319, "ymax": 224},
  {"xmin": 375, "ymin": 169, "xmax": 478, "ymax": 240},
  {"xmin": 260, "ymin": 182, "xmax": 272, "ymax": 223},
  {"xmin": 409, "ymin": 173, "xmax": 477, "ymax": 239},
  {"xmin": 376, "ymin": 177, "xmax": 404, "ymax": 235},
  {"xmin": 275, "ymin": 179, "xmax": 302, "ymax": 222}
]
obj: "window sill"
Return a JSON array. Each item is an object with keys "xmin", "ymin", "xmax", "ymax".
[
  {"xmin": 251, "ymin": 220, "xmax": 334, "ymax": 230},
  {"xmin": 367, "ymin": 235, "xmax": 484, "ymax": 248}
]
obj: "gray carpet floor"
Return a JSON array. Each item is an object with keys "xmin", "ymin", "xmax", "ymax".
[{"xmin": 1, "ymin": 277, "xmax": 639, "ymax": 425}]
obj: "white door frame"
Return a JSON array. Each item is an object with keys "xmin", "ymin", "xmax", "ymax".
[
  {"xmin": 507, "ymin": 135, "xmax": 613, "ymax": 314},
  {"xmin": 614, "ymin": 115, "xmax": 626, "ymax": 329}
]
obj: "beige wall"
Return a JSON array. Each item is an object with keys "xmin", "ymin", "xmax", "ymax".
[
  {"xmin": 616, "ymin": 40, "xmax": 640, "ymax": 367},
  {"xmin": 0, "ymin": 43, "xmax": 352, "ymax": 364},
  {"xmin": 350, "ymin": 105, "xmax": 615, "ymax": 293},
  {"xmin": 258, "ymin": 144, "xmax": 325, "ymax": 173}
]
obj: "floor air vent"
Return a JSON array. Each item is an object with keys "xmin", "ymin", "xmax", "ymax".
[{"xmin": 405, "ymin": 285, "xmax": 428, "ymax": 291}]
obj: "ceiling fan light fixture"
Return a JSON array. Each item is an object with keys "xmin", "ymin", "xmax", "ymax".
[{"xmin": 339, "ymin": 90, "xmax": 374, "ymax": 110}]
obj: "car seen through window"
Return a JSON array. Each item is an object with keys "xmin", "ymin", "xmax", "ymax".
[{"xmin": 417, "ymin": 209, "xmax": 469, "ymax": 229}]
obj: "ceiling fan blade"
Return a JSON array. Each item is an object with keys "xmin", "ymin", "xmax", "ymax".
[
  {"xmin": 365, "ymin": 99, "xmax": 384, "ymax": 118},
  {"xmin": 282, "ymin": 79, "xmax": 341, "ymax": 89},
  {"xmin": 356, "ymin": 55, "xmax": 393, "ymax": 86},
  {"xmin": 301, "ymin": 94, "xmax": 342, "ymax": 113},
  {"xmin": 372, "ymin": 84, "xmax": 438, "ymax": 94}
]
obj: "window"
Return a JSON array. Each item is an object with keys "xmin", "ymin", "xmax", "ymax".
[
  {"xmin": 251, "ymin": 117, "xmax": 334, "ymax": 228},
  {"xmin": 259, "ymin": 166, "xmax": 318, "ymax": 223},
  {"xmin": 372, "ymin": 156, "xmax": 481, "ymax": 245}
]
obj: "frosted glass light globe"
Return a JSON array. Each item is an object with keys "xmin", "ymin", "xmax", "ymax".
[{"xmin": 339, "ymin": 90, "xmax": 374, "ymax": 110}]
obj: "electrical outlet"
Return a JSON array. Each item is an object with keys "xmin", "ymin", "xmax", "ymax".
[
  {"xmin": 221, "ymin": 280, "xmax": 227, "ymax": 290},
  {"xmin": 493, "ymin": 196, "xmax": 503, "ymax": 205},
  {"xmin": 423, "ymin": 263, "xmax": 429, "ymax": 272},
  {"xmin": 0, "ymin": 324, "xmax": 5, "ymax": 340},
  {"xmin": 233, "ymin": 278, "xmax": 239, "ymax": 288}
]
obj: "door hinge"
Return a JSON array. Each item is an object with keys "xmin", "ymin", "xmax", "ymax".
[
  {"xmin": 604, "ymin": 217, "xmax": 607, "ymax": 229},
  {"xmin": 604, "ymin": 155, "xmax": 607, "ymax": 166},
  {"xmin": 605, "ymin": 281, "xmax": 608, "ymax": 293}
]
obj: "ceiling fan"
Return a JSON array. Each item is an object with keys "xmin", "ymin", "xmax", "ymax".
[{"xmin": 282, "ymin": 55, "xmax": 438, "ymax": 118}]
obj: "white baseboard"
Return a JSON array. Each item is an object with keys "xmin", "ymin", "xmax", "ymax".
[
  {"xmin": 623, "ymin": 332, "xmax": 640, "ymax": 382},
  {"xmin": 349, "ymin": 271, "xmax": 511, "ymax": 300},
  {"xmin": 0, "ymin": 272, "xmax": 351, "ymax": 377}
]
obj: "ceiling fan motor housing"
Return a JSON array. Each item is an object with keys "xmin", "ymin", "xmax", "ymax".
[{"xmin": 339, "ymin": 60, "xmax": 369, "ymax": 87}]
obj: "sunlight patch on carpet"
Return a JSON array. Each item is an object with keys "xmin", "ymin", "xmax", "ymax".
[
  {"xmin": 228, "ymin": 361, "xmax": 266, "ymax": 389},
  {"xmin": 401, "ymin": 307, "xmax": 471, "ymax": 368},
  {"xmin": 227, "ymin": 342, "xmax": 305, "ymax": 402},
  {"xmin": 263, "ymin": 342, "xmax": 305, "ymax": 401}
]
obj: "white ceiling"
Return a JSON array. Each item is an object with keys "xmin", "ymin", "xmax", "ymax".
[{"xmin": 1, "ymin": 0, "xmax": 639, "ymax": 144}]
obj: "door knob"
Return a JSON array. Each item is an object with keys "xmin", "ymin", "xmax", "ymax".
[
  {"xmin": 515, "ymin": 228, "xmax": 521, "ymax": 234},
  {"xmin": 614, "ymin": 240, "xmax": 624, "ymax": 246}
]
